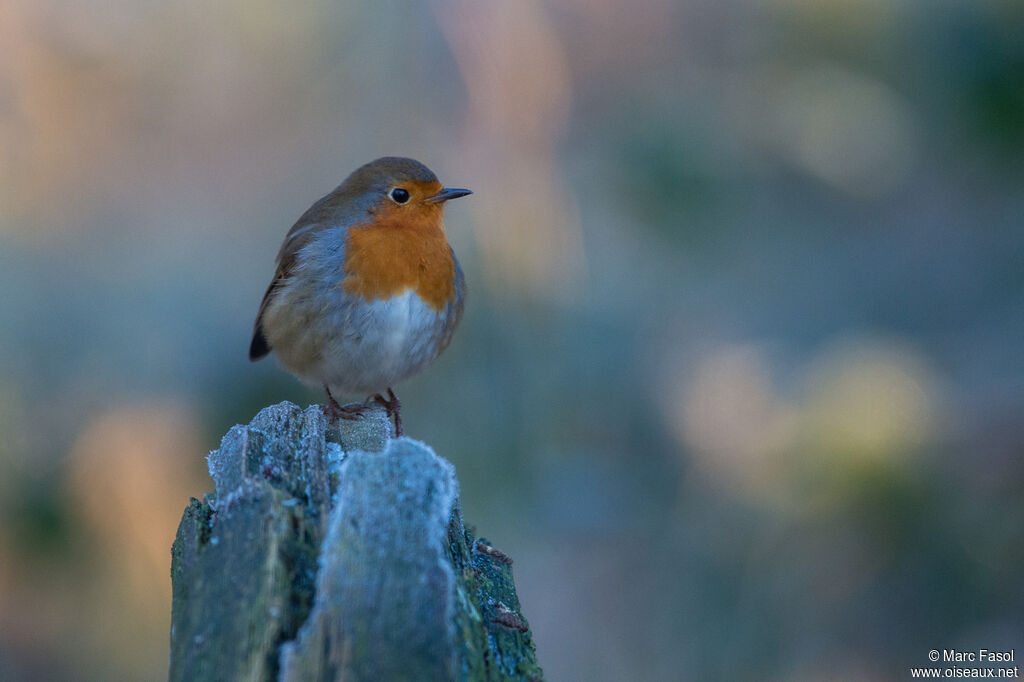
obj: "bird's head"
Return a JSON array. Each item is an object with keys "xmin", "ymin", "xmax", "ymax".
[{"xmin": 338, "ymin": 157, "xmax": 471, "ymax": 226}]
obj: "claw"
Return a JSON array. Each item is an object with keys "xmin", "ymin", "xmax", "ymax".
[
  {"xmin": 372, "ymin": 388, "xmax": 403, "ymax": 437},
  {"xmin": 323, "ymin": 385, "xmax": 367, "ymax": 421}
]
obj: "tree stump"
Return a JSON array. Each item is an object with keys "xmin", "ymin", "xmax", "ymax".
[{"xmin": 169, "ymin": 402, "xmax": 543, "ymax": 682}]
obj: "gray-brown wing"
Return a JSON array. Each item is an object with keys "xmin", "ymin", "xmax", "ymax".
[{"xmin": 248, "ymin": 221, "xmax": 327, "ymax": 361}]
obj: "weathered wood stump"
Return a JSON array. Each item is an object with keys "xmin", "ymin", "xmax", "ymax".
[{"xmin": 169, "ymin": 402, "xmax": 543, "ymax": 682}]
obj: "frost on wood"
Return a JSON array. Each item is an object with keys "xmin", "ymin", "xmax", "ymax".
[{"xmin": 169, "ymin": 402, "xmax": 543, "ymax": 682}]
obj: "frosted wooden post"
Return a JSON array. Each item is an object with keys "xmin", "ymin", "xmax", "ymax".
[{"xmin": 170, "ymin": 402, "xmax": 543, "ymax": 682}]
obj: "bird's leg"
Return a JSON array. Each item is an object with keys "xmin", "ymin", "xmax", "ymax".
[
  {"xmin": 372, "ymin": 388, "xmax": 403, "ymax": 437},
  {"xmin": 323, "ymin": 385, "xmax": 366, "ymax": 421}
]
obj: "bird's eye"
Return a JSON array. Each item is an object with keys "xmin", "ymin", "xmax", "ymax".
[{"xmin": 388, "ymin": 188, "xmax": 410, "ymax": 204}]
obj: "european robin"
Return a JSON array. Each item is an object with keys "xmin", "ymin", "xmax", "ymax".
[{"xmin": 249, "ymin": 157, "xmax": 471, "ymax": 436}]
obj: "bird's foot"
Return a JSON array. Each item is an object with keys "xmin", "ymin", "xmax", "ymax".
[
  {"xmin": 323, "ymin": 385, "xmax": 367, "ymax": 421},
  {"xmin": 324, "ymin": 401, "xmax": 372, "ymax": 421},
  {"xmin": 371, "ymin": 388, "xmax": 402, "ymax": 437}
]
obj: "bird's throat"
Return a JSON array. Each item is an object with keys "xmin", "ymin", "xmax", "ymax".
[{"xmin": 340, "ymin": 216, "xmax": 456, "ymax": 311}]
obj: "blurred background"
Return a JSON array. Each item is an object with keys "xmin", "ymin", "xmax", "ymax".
[{"xmin": 1, "ymin": 0, "xmax": 1022, "ymax": 679}]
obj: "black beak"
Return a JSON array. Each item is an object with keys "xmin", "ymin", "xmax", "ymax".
[{"xmin": 425, "ymin": 187, "xmax": 472, "ymax": 203}]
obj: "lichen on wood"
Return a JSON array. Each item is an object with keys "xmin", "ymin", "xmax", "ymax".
[{"xmin": 169, "ymin": 402, "xmax": 543, "ymax": 682}]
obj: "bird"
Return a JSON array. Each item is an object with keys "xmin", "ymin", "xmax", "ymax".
[{"xmin": 249, "ymin": 157, "xmax": 471, "ymax": 436}]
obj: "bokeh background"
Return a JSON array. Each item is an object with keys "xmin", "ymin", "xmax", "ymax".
[{"xmin": 2, "ymin": 0, "xmax": 1022, "ymax": 680}]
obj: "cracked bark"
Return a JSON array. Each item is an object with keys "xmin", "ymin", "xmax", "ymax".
[{"xmin": 169, "ymin": 402, "xmax": 544, "ymax": 682}]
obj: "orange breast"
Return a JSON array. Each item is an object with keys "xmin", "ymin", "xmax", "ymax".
[{"xmin": 341, "ymin": 211, "xmax": 456, "ymax": 311}]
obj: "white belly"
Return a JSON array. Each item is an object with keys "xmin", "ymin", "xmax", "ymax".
[{"xmin": 266, "ymin": 285, "xmax": 449, "ymax": 395}]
